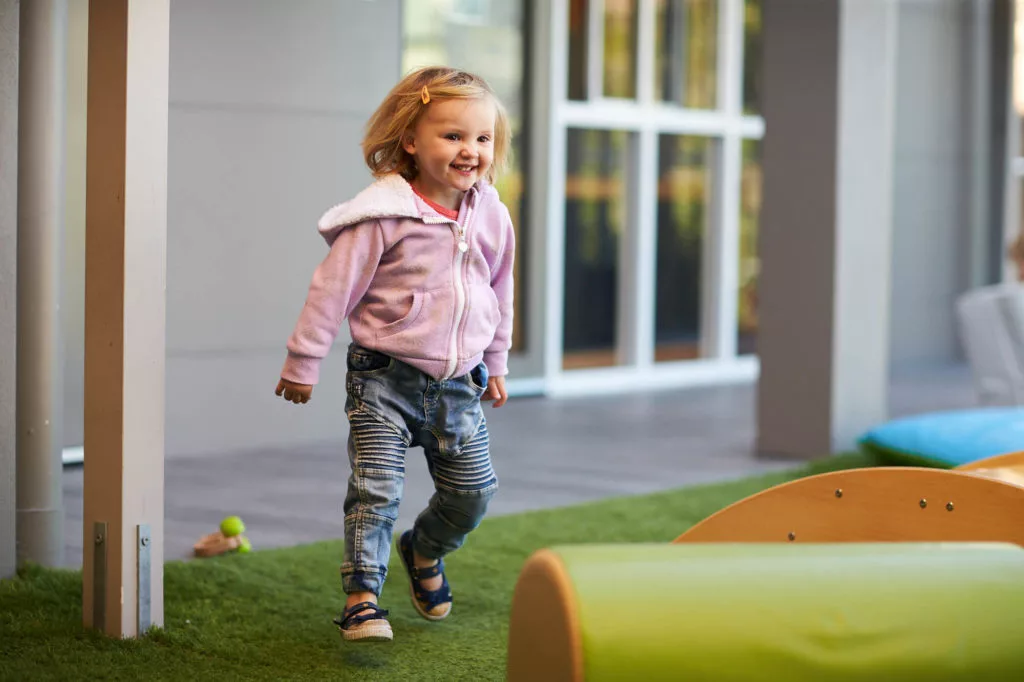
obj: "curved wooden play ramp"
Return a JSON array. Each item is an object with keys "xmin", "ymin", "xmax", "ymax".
[
  {"xmin": 507, "ymin": 453, "xmax": 1024, "ymax": 681},
  {"xmin": 672, "ymin": 463, "xmax": 1024, "ymax": 545}
]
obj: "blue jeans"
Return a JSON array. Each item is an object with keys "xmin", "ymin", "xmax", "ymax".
[{"xmin": 341, "ymin": 343, "xmax": 498, "ymax": 596}]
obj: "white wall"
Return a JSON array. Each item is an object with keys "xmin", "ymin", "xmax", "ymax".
[
  {"xmin": 889, "ymin": 0, "xmax": 975, "ymax": 367},
  {"xmin": 165, "ymin": 0, "xmax": 401, "ymax": 456}
]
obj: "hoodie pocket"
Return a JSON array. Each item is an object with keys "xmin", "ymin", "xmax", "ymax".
[
  {"xmin": 463, "ymin": 285, "xmax": 501, "ymax": 355},
  {"xmin": 375, "ymin": 291, "xmax": 424, "ymax": 339}
]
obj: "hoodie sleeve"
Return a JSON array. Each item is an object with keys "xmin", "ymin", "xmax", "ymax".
[
  {"xmin": 281, "ymin": 220, "xmax": 385, "ymax": 385},
  {"xmin": 483, "ymin": 206, "xmax": 516, "ymax": 378}
]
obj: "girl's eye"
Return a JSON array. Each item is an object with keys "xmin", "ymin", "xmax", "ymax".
[
  {"xmin": 478, "ymin": 136, "xmax": 491, "ymax": 144},
  {"xmin": 445, "ymin": 133, "xmax": 460, "ymax": 141}
]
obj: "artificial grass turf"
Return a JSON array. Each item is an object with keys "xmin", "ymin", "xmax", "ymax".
[{"xmin": 1, "ymin": 451, "xmax": 887, "ymax": 682}]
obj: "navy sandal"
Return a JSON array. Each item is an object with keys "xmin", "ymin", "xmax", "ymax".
[
  {"xmin": 333, "ymin": 601, "xmax": 393, "ymax": 642},
  {"xmin": 398, "ymin": 530, "xmax": 452, "ymax": 621}
]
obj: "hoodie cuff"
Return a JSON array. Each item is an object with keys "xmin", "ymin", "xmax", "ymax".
[
  {"xmin": 280, "ymin": 352, "xmax": 322, "ymax": 386},
  {"xmin": 483, "ymin": 351, "xmax": 508, "ymax": 379}
]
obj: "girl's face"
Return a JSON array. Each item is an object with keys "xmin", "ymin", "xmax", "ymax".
[{"xmin": 403, "ymin": 97, "xmax": 496, "ymax": 210}]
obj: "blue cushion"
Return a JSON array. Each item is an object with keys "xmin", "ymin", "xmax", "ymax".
[{"xmin": 859, "ymin": 407, "xmax": 1024, "ymax": 468}]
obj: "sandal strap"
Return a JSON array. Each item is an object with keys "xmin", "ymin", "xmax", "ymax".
[
  {"xmin": 414, "ymin": 577, "xmax": 452, "ymax": 610},
  {"xmin": 345, "ymin": 600, "xmax": 380, "ymax": 615},
  {"xmin": 400, "ymin": 530, "xmax": 453, "ymax": 610},
  {"xmin": 409, "ymin": 560, "xmax": 443, "ymax": 580},
  {"xmin": 334, "ymin": 601, "xmax": 389, "ymax": 629}
]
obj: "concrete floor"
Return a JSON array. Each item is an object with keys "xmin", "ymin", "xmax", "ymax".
[{"xmin": 60, "ymin": 362, "xmax": 979, "ymax": 568}]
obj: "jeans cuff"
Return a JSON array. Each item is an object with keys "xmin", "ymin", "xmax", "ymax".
[
  {"xmin": 412, "ymin": 534, "xmax": 445, "ymax": 561},
  {"xmin": 341, "ymin": 568, "xmax": 386, "ymax": 596}
]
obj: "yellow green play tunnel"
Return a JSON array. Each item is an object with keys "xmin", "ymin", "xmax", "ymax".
[{"xmin": 506, "ymin": 542, "xmax": 1024, "ymax": 681}]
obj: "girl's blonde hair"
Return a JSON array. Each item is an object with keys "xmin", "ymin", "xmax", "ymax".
[
  {"xmin": 1009, "ymin": 231, "xmax": 1024, "ymax": 266},
  {"xmin": 363, "ymin": 66, "xmax": 512, "ymax": 184}
]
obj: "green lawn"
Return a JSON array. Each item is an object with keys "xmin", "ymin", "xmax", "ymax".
[{"xmin": 1, "ymin": 451, "xmax": 886, "ymax": 681}]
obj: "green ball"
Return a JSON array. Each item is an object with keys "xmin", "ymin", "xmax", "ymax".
[
  {"xmin": 220, "ymin": 515, "xmax": 245, "ymax": 537},
  {"xmin": 238, "ymin": 537, "xmax": 252, "ymax": 554}
]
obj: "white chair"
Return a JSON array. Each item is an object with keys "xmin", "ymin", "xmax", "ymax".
[{"xmin": 956, "ymin": 284, "xmax": 1024, "ymax": 406}]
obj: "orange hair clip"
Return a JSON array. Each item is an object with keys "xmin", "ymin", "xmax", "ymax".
[{"xmin": 420, "ymin": 86, "xmax": 431, "ymax": 104}]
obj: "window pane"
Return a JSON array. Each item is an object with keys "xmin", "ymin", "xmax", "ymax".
[
  {"xmin": 563, "ymin": 129, "xmax": 632, "ymax": 368},
  {"xmin": 604, "ymin": 0, "xmax": 638, "ymax": 99},
  {"xmin": 738, "ymin": 139, "xmax": 762, "ymax": 355},
  {"xmin": 403, "ymin": 0, "xmax": 528, "ymax": 350},
  {"xmin": 655, "ymin": 135, "xmax": 714, "ymax": 362},
  {"xmin": 568, "ymin": 0, "xmax": 589, "ymax": 100},
  {"xmin": 654, "ymin": 0, "xmax": 718, "ymax": 109},
  {"xmin": 743, "ymin": 0, "xmax": 762, "ymax": 115}
]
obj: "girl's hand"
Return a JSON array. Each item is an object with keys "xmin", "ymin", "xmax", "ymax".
[
  {"xmin": 482, "ymin": 376, "xmax": 507, "ymax": 408},
  {"xmin": 275, "ymin": 378, "xmax": 313, "ymax": 404}
]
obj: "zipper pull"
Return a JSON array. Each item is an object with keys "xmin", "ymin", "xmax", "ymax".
[{"xmin": 458, "ymin": 240, "xmax": 468, "ymax": 253}]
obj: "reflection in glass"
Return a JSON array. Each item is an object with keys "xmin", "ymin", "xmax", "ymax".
[
  {"xmin": 743, "ymin": 0, "xmax": 762, "ymax": 115},
  {"xmin": 403, "ymin": 0, "xmax": 528, "ymax": 350},
  {"xmin": 655, "ymin": 135, "xmax": 714, "ymax": 362},
  {"xmin": 563, "ymin": 129, "xmax": 631, "ymax": 368},
  {"xmin": 568, "ymin": 0, "xmax": 589, "ymax": 100},
  {"xmin": 654, "ymin": 0, "xmax": 718, "ymax": 109},
  {"xmin": 737, "ymin": 139, "xmax": 761, "ymax": 355},
  {"xmin": 604, "ymin": 0, "xmax": 638, "ymax": 99}
]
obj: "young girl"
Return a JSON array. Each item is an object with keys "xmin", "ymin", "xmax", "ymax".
[
  {"xmin": 274, "ymin": 66, "xmax": 515, "ymax": 643},
  {"xmin": 1009, "ymin": 231, "xmax": 1024, "ymax": 281}
]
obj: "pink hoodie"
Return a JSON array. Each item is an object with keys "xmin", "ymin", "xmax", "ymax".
[{"xmin": 280, "ymin": 174, "xmax": 515, "ymax": 385}]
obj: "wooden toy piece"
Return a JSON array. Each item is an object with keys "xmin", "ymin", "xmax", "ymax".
[
  {"xmin": 507, "ymin": 543, "xmax": 1024, "ymax": 682},
  {"xmin": 672, "ymin": 466, "xmax": 1024, "ymax": 545},
  {"xmin": 955, "ymin": 450, "xmax": 1024, "ymax": 472},
  {"xmin": 506, "ymin": 549, "xmax": 582, "ymax": 682},
  {"xmin": 193, "ymin": 531, "xmax": 247, "ymax": 558},
  {"xmin": 956, "ymin": 450, "xmax": 1024, "ymax": 487},
  {"xmin": 193, "ymin": 515, "xmax": 252, "ymax": 557}
]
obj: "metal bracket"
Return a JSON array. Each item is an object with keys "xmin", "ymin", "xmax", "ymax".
[
  {"xmin": 92, "ymin": 522, "xmax": 108, "ymax": 631},
  {"xmin": 137, "ymin": 524, "xmax": 151, "ymax": 634}
]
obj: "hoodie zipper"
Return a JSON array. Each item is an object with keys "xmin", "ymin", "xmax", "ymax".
[{"xmin": 423, "ymin": 203, "xmax": 474, "ymax": 379}]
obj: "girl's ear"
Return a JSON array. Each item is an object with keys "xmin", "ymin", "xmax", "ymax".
[{"xmin": 401, "ymin": 133, "xmax": 416, "ymax": 156}]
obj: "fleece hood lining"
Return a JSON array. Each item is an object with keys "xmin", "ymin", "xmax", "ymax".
[{"xmin": 316, "ymin": 174, "xmax": 489, "ymax": 244}]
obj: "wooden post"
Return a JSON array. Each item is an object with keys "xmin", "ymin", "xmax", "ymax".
[{"xmin": 83, "ymin": 0, "xmax": 169, "ymax": 637}]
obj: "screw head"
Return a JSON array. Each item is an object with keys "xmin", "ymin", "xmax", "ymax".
[
  {"xmin": 919, "ymin": 499, "xmax": 928, "ymax": 509},
  {"xmin": 946, "ymin": 502, "xmax": 954, "ymax": 512},
  {"xmin": 95, "ymin": 534, "xmax": 103, "ymax": 544},
  {"xmin": 835, "ymin": 489, "xmax": 843, "ymax": 498},
  {"xmin": 787, "ymin": 531, "xmax": 796, "ymax": 541},
  {"xmin": 141, "ymin": 537, "xmax": 150, "ymax": 547}
]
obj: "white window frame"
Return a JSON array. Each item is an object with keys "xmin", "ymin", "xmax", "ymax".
[{"xmin": 536, "ymin": 0, "xmax": 764, "ymax": 397}]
